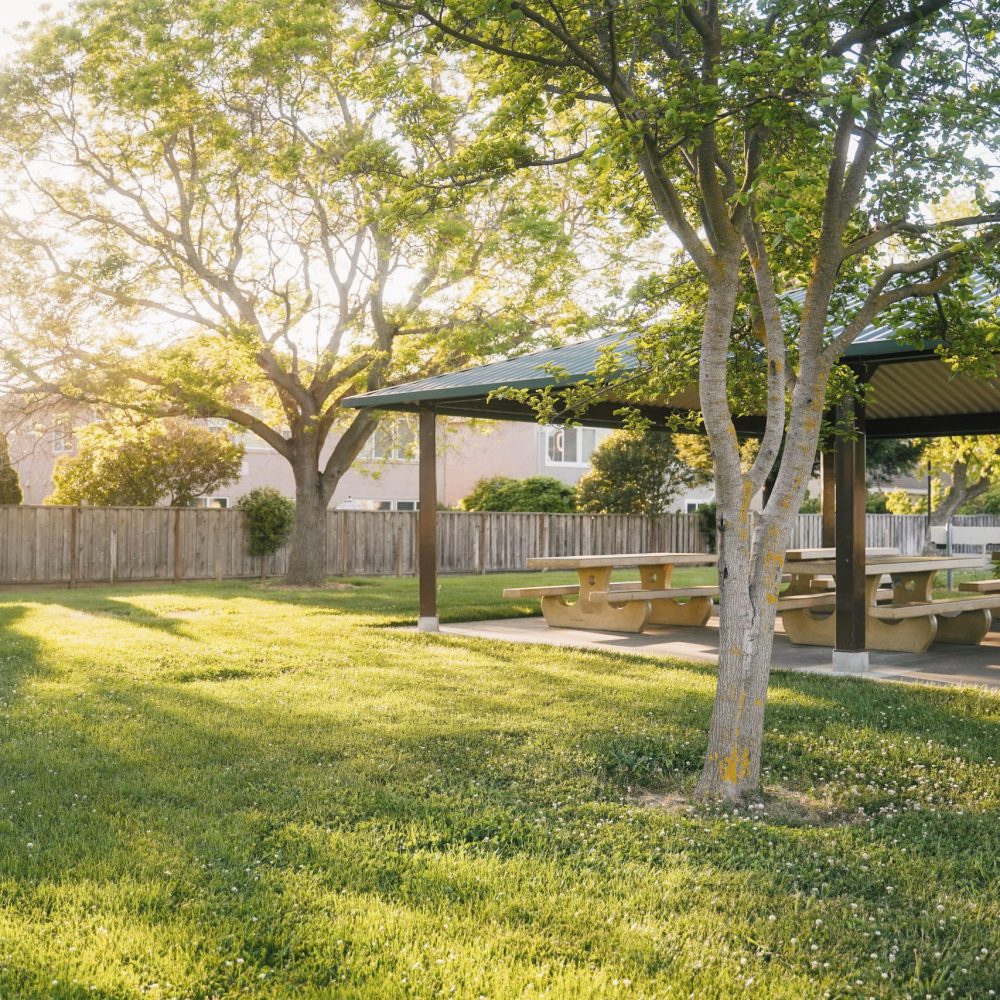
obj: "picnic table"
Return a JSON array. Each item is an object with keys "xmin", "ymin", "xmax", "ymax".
[
  {"xmin": 502, "ymin": 552, "xmax": 718, "ymax": 633},
  {"xmin": 779, "ymin": 553, "xmax": 997, "ymax": 652}
]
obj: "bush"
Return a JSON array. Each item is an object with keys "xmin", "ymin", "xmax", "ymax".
[
  {"xmin": 237, "ymin": 487, "xmax": 295, "ymax": 556},
  {"xmin": 697, "ymin": 500, "xmax": 717, "ymax": 552},
  {"xmin": 866, "ymin": 491, "xmax": 889, "ymax": 513},
  {"xmin": 799, "ymin": 496, "xmax": 821, "ymax": 513},
  {"xmin": 460, "ymin": 475, "xmax": 576, "ymax": 513}
]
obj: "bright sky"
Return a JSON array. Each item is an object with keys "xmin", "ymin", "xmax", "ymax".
[{"xmin": 0, "ymin": 0, "xmax": 68, "ymax": 58}]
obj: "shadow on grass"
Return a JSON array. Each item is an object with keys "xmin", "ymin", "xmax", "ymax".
[{"xmin": 0, "ymin": 581, "xmax": 998, "ymax": 995}]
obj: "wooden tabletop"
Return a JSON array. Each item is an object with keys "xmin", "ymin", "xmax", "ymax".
[
  {"xmin": 783, "ymin": 555, "xmax": 985, "ymax": 577},
  {"xmin": 527, "ymin": 552, "xmax": 718, "ymax": 571}
]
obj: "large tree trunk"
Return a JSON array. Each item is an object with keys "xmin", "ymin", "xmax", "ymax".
[
  {"xmin": 694, "ymin": 519, "xmax": 785, "ymax": 801},
  {"xmin": 285, "ymin": 461, "xmax": 332, "ymax": 586},
  {"xmin": 694, "ymin": 308, "xmax": 828, "ymax": 801}
]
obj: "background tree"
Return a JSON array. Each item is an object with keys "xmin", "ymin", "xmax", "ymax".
[
  {"xmin": 0, "ymin": 0, "xmax": 589, "ymax": 584},
  {"xmin": 388, "ymin": 0, "xmax": 1000, "ymax": 800},
  {"xmin": 921, "ymin": 436, "xmax": 1000, "ymax": 544},
  {"xmin": 867, "ymin": 440, "xmax": 924, "ymax": 490},
  {"xmin": 0, "ymin": 432, "xmax": 22, "ymax": 505},
  {"xmin": 575, "ymin": 428, "xmax": 705, "ymax": 515},
  {"xmin": 460, "ymin": 475, "xmax": 575, "ymax": 513},
  {"xmin": 47, "ymin": 420, "xmax": 244, "ymax": 507}
]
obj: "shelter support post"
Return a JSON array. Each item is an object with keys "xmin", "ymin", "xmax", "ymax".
[
  {"xmin": 833, "ymin": 397, "xmax": 867, "ymax": 673},
  {"xmin": 820, "ymin": 446, "xmax": 835, "ymax": 547},
  {"xmin": 418, "ymin": 407, "xmax": 439, "ymax": 632}
]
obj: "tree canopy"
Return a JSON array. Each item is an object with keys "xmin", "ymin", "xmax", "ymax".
[
  {"xmin": 47, "ymin": 420, "xmax": 244, "ymax": 507},
  {"xmin": 575, "ymin": 428, "xmax": 706, "ymax": 515},
  {"xmin": 378, "ymin": 0, "xmax": 1000, "ymax": 801},
  {"xmin": 0, "ymin": 0, "xmax": 593, "ymax": 581}
]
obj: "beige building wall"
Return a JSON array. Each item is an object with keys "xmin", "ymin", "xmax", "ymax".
[{"xmin": 4, "ymin": 411, "xmax": 718, "ymax": 512}]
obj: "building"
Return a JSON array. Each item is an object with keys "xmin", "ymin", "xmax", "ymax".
[{"xmin": 3, "ymin": 409, "xmax": 717, "ymax": 512}]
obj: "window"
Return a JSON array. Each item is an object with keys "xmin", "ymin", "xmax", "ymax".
[
  {"xmin": 686, "ymin": 501, "xmax": 701, "ymax": 513},
  {"xmin": 360, "ymin": 418, "xmax": 417, "ymax": 463},
  {"xmin": 545, "ymin": 426, "xmax": 599, "ymax": 467},
  {"xmin": 335, "ymin": 498, "xmax": 419, "ymax": 512},
  {"xmin": 51, "ymin": 424, "xmax": 74, "ymax": 454},
  {"xmin": 194, "ymin": 496, "xmax": 230, "ymax": 509}
]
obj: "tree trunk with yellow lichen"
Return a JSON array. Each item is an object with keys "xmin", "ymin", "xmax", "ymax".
[{"xmin": 694, "ymin": 285, "xmax": 829, "ymax": 802}]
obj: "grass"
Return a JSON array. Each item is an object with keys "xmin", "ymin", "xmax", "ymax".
[{"xmin": 0, "ymin": 574, "xmax": 996, "ymax": 999}]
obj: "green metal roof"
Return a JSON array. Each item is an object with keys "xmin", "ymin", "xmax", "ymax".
[{"xmin": 344, "ymin": 275, "xmax": 1000, "ymax": 437}]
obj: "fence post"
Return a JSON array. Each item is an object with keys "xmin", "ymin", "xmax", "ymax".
[
  {"xmin": 69, "ymin": 506, "xmax": 79, "ymax": 589},
  {"xmin": 109, "ymin": 517, "xmax": 117, "ymax": 585},
  {"xmin": 173, "ymin": 507, "xmax": 182, "ymax": 582},
  {"xmin": 478, "ymin": 515, "xmax": 487, "ymax": 574}
]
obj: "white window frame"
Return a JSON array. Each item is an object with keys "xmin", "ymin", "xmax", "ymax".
[
  {"xmin": 194, "ymin": 496, "xmax": 230, "ymax": 509},
  {"xmin": 360, "ymin": 418, "xmax": 418, "ymax": 464},
  {"xmin": 544, "ymin": 426, "xmax": 600, "ymax": 468}
]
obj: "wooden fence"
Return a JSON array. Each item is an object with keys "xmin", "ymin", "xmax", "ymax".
[
  {"xmin": 0, "ymin": 506, "xmax": 707, "ymax": 586},
  {"xmin": 789, "ymin": 513, "xmax": 929, "ymax": 555},
  {"xmin": 0, "ymin": 505, "xmax": 954, "ymax": 587}
]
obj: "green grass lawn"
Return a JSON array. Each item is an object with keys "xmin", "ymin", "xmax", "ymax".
[{"xmin": 0, "ymin": 575, "xmax": 997, "ymax": 999}]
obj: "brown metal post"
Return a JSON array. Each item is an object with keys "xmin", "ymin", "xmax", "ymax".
[
  {"xmin": 820, "ymin": 448, "xmax": 836, "ymax": 547},
  {"xmin": 418, "ymin": 407, "xmax": 439, "ymax": 631},
  {"xmin": 834, "ymin": 397, "xmax": 867, "ymax": 671}
]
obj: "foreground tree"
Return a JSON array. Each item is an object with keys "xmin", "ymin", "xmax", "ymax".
[
  {"xmin": 387, "ymin": 0, "xmax": 1000, "ymax": 799},
  {"xmin": 0, "ymin": 0, "xmax": 587, "ymax": 583},
  {"xmin": 575, "ymin": 428, "xmax": 705, "ymax": 515},
  {"xmin": 47, "ymin": 420, "xmax": 244, "ymax": 507}
]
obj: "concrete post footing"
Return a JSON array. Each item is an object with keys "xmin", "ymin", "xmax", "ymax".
[{"xmin": 832, "ymin": 649, "xmax": 869, "ymax": 673}]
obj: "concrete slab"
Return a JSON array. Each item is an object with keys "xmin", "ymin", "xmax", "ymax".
[{"xmin": 429, "ymin": 615, "xmax": 1000, "ymax": 690}]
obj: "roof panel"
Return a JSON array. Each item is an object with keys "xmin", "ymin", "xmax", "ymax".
[{"xmin": 344, "ymin": 275, "xmax": 999, "ymax": 423}]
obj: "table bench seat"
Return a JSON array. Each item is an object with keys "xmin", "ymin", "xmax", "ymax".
[
  {"xmin": 503, "ymin": 580, "xmax": 650, "ymax": 600},
  {"xmin": 869, "ymin": 594, "xmax": 1000, "ymax": 620},
  {"xmin": 588, "ymin": 585, "xmax": 719, "ymax": 603},
  {"xmin": 776, "ymin": 592, "xmax": 836, "ymax": 610},
  {"xmin": 958, "ymin": 579, "xmax": 1000, "ymax": 593},
  {"xmin": 502, "ymin": 584, "xmax": 582, "ymax": 599}
]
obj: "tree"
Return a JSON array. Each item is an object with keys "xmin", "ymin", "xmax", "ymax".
[
  {"xmin": 867, "ymin": 440, "xmax": 924, "ymax": 489},
  {"xmin": 0, "ymin": 0, "xmax": 589, "ymax": 584},
  {"xmin": 47, "ymin": 420, "xmax": 244, "ymax": 507},
  {"xmin": 386, "ymin": 0, "xmax": 1000, "ymax": 800},
  {"xmin": 460, "ymin": 475, "xmax": 575, "ymax": 512},
  {"xmin": 921, "ymin": 436, "xmax": 1000, "ymax": 542},
  {"xmin": 0, "ymin": 433, "xmax": 22, "ymax": 504},
  {"xmin": 575, "ymin": 428, "xmax": 704, "ymax": 515}
]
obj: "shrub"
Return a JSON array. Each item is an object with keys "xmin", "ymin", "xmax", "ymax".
[
  {"xmin": 460, "ymin": 475, "xmax": 575, "ymax": 513},
  {"xmin": 697, "ymin": 500, "xmax": 717, "ymax": 551},
  {"xmin": 237, "ymin": 487, "xmax": 295, "ymax": 557}
]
